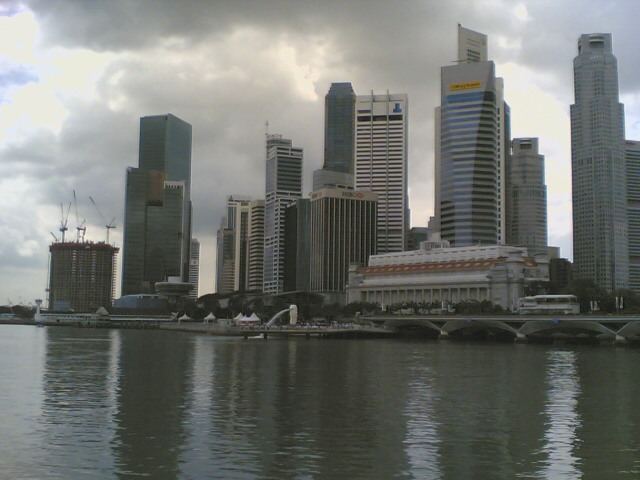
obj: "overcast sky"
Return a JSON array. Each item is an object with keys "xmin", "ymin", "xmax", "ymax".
[{"xmin": 1, "ymin": 0, "xmax": 640, "ymax": 306}]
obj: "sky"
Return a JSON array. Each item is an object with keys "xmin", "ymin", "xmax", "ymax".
[{"xmin": 1, "ymin": 0, "xmax": 640, "ymax": 306}]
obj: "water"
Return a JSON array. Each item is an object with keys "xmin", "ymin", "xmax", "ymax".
[{"xmin": 1, "ymin": 325, "xmax": 640, "ymax": 479}]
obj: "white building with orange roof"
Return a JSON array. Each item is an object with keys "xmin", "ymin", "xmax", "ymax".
[{"xmin": 346, "ymin": 243, "xmax": 548, "ymax": 311}]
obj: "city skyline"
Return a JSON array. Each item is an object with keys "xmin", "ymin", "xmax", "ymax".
[{"xmin": 2, "ymin": 1, "xmax": 640, "ymax": 302}]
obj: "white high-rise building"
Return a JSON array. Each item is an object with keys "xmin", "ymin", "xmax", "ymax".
[
  {"xmin": 247, "ymin": 200, "xmax": 265, "ymax": 292},
  {"xmin": 571, "ymin": 33, "xmax": 628, "ymax": 291},
  {"xmin": 355, "ymin": 92, "xmax": 409, "ymax": 253},
  {"xmin": 263, "ymin": 135, "xmax": 303, "ymax": 294},
  {"xmin": 233, "ymin": 200, "xmax": 252, "ymax": 292}
]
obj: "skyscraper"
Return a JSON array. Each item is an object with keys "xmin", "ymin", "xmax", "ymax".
[
  {"xmin": 263, "ymin": 135, "xmax": 303, "ymax": 294},
  {"xmin": 188, "ymin": 238, "xmax": 200, "ymax": 299},
  {"xmin": 435, "ymin": 25, "xmax": 510, "ymax": 247},
  {"xmin": 571, "ymin": 33, "xmax": 628, "ymax": 291},
  {"xmin": 313, "ymin": 82, "xmax": 356, "ymax": 190},
  {"xmin": 355, "ymin": 92, "xmax": 409, "ymax": 253},
  {"xmin": 308, "ymin": 187, "xmax": 378, "ymax": 293},
  {"xmin": 325, "ymin": 82, "xmax": 356, "ymax": 172},
  {"xmin": 246, "ymin": 200, "xmax": 265, "ymax": 292},
  {"xmin": 215, "ymin": 195, "xmax": 252, "ymax": 294},
  {"xmin": 230, "ymin": 197, "xmax": 266, "ymax": 292},
  {"xmin": 507, "ymin": 138, "xmax": 548, "ymax": 256},
  {"xmin": 625, "ymin": 140, "xmax": 640, "ymax": 292},
  {"xmin": 121, "ymin": 114, "xmax": 193, "ymax": 296},
  {"xmin": 215, "ymin": 217, "xmax": 235, "ymax": 295}
]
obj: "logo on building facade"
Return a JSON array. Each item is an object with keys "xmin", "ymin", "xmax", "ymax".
[{"xmin": 449, "ymin": 81, "xmax": 482, "ymax": 91}]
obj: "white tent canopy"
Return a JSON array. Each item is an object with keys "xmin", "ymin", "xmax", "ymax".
[{"xmin": 235, "ymin": 312, "xmax": 261, "ymax": 325}]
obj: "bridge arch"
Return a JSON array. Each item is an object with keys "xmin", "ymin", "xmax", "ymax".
[
  {"xmin": 518, "ymin": 320, "xmax": 618, "ymax": 339},
  {"xmin": 441, "ymin": 319, "xmax": 520, "ymax": 339}
]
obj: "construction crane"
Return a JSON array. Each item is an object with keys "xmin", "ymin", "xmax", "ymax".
[
  {"xmin": 89, "ymin": 196, "xmax": 116, "ymax": 244},
  {"xmin": 59, "ymin": 202, "xmax": 71, "ymax": 243},
  {"xmin": 73, "ymin": 190, "xmax": 86, "ymax": 242},
  {"xmin": 50, "ymin": 232, "xmax": 59, "ymax": 242}
]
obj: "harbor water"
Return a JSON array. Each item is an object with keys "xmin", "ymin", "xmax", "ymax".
[{"xmin": 1, "ymin": 325, "xmax": 639, "ymax": 479}]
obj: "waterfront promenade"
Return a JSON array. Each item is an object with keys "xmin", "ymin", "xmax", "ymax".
[{"xmin": 4, "ymin": 312, "xmax": 640, "ymax": 343}]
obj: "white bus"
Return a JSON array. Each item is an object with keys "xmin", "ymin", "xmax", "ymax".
[{"xmin": 517, "ymin": 295, "xmax": 580, "ymax": 315}]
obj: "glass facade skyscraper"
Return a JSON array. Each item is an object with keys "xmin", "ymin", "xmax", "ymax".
[
  {"xmin": 121, "ymin": 114, "xmax": 193, "ymax": 295},
  {"xmin": 324, "ymin": 82, "xmax": 356, "ymax": 174},
  {"xmin": 435, "ymin": 25, "xmax": 509, "ymax": 247},
  {"xmin": 314, "ymin": 83, "xmax": 356, "ymax": 190},
  {"xmin": 571, "ymin": 34, "xmax": 628, "ymax": 291},
  {"xmin": 439, "ymin": 63, "xmax": 499, "ymax": 246}
]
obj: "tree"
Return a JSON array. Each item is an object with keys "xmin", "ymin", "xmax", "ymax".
[
  {"xmin": 563, "ymin": 278, "xmax": 609, "ymax": 313},
  {"xmin": 617, "ymin": 288, "xmax": 640, "ymax": 312}
]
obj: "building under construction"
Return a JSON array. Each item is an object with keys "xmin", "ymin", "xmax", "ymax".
[{"xmin": 48, "ymin": 242, "xmax": 119, "ymax": 312}]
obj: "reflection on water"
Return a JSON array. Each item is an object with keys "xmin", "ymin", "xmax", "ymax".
[
  {"xmin": 1, "ymin": 326, "xmax": 640, "ymax": 479},
  {"xmin": 540, "ymin": 350, "xmax": 582, "ymax": 479},
  {"xmin": 404, "ymin": 358, "xmax": 441, "ymax": 479},
  {"xmin": 41, "ymin": 327, "xmax": 118, "ymax": 478}
]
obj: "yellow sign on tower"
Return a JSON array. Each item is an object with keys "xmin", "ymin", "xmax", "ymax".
[{"xmin": 449, "ymin": 81, "xmax": 482, "ymax": 91}]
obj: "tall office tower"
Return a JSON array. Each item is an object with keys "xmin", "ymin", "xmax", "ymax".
[
  {"xmin": 325, "ymin": 82, "xmax": 356, "ymax": 173},
  {"xmin": 435, "ymin": 25, "xmax": 510, "ymax": 247},
  {"xmin": 233, "ymin": 199, "xmax": 252, "ymax": 292},
  {"xmin": 122, "ymin": 114, "xmax": 193, "ymax": 295},
  {"xmin": 571, "ymin": 34, "xmax": 628, "ymax": 291},
  {"xmin": 314, "ymin": 83, "xmax": 357, "ymax": 191},
  {"xmin": 507, "ymin": 138, "xmax": 548, "ymax": 256},
  {"xmin": 283, "ymin": 198, "xmax": 311, "ymax": 292},
  {"xmin": 215, "ymin": 195, "xmax": 252, "ymax": 294},
  {"xmin": 625, "ymin": 140, "xmax": 640, "ymax": 292},
  {"xmin": 48, "ymin": 242, "xmax": 119, "ymax": 312},
  {"xmin": 263, "ymin": 135, "xmax": 303, "ymax": 294},
  {"xmin": 188, "ymin": 238, "xmax": 200, "ymax": 299},
  {"xmin": 308, "ymin": 187, "xmax": 378, "ymax": 293},
  {"xmin": 246, "ymin": 200, "xmax": 265, "ymax": 292},
  {"xmin": 231, "ymin": 197, "xmax": 266, "ymax": 292},
  {"xmin": 215, "ymin": 217, "xmax": 235, "ymax": 294},
  {"xmin": 355, "ymin": 92, "xmax": 409, "ymax": 253}
]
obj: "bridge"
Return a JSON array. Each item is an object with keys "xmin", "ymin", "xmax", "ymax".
[{"xmin": 363, "ymin": 314, "xmax": 640, "ymax": 344}]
